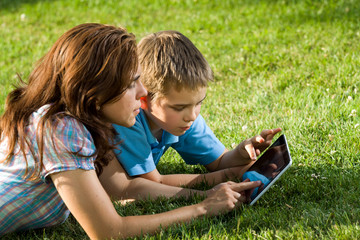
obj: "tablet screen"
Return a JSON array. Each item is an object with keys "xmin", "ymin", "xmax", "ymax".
[{"xmin": 242, "ymin": 134, "xmax": 292, "ymax": 205}]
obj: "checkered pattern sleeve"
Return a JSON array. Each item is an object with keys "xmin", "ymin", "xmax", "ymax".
[{"xmin": 40, "ymin": 116, "xmax": 96, "ymax": 182}]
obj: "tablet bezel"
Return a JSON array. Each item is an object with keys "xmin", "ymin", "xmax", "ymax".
[{"xmin": 246, "ymin": 134, "xmax": 292, "ymax": 206}]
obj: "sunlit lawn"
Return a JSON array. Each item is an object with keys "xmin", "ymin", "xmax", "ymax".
[{"xmin": 1, "ymin": 0, "xmax": 359, "ymax": 239}]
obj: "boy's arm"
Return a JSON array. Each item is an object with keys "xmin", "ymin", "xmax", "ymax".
[
  {"xmin": 138, "ymin": 165, "xmax": 251, "ymax": 187},
  {"xmin": 99, "ymin": 156, "xmax": 205, "ymax": 199},
  {"xmin": 205, "ymin": 128, "xmax": 282, "ymax": 171}
]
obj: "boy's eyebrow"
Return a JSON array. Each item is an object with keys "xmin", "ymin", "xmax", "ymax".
[{"xmin": 171, "ymin": 95, "xmax": 207, "ymax": 107}]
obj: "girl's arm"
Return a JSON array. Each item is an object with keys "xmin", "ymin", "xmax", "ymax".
[{"xmin": 51, "ymin": 168, "xmax": 260, "ymax": 239}]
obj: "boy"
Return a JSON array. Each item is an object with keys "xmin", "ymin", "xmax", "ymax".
[{"xmin": 113, "ymin": 30, "xmax": 281, "ymax": 187}]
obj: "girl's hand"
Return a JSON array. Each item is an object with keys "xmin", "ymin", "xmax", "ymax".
[{"xmin": 201, "ymin": 180, "xmax": 261, "ymax": 216}]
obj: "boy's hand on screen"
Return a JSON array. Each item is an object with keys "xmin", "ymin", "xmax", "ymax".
[{"xmin": 236, "ymin": 128, "xmax": 282, "ymax": 163}]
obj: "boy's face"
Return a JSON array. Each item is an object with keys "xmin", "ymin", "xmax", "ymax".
[{"xmin": 145, "ymin": 86, "xmax": 207, "ymax": 136}]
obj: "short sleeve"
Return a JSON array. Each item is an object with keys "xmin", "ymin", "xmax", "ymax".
[
  {"xmin": 40, "ymin": 117, "xmax": 96, "ymax": 182},
  {"xmin": 113, "ymin": 121, "xmax": 156, "ymax": 176},
  {"xmin": 172, "ymin": 115, "xmax": 226, "ymax": 165}
]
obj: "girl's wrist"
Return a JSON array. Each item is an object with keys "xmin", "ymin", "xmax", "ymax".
[{"xmin": 194, "ymin": 202, "xmax": 208, "ymax": 217}]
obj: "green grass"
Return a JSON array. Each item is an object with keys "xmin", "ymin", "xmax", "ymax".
[{"xmin": 1, "ymin": 0, "xmax": 360, "ymax": 239}]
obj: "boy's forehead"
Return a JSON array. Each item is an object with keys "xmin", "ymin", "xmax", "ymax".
[{"xmin": 161, "ymin": 86, "xmax": 207, "ymax": 103}]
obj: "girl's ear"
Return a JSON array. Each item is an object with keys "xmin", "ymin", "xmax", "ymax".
[{"xmin": 140, "ymin": 96, "xmax": 148, "ymax": 110}]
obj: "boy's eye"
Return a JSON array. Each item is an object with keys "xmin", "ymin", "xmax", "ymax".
[
  {"xmin": 171, "ymin": 101, "xmax": 203, "ymax": 111},
  {"xmin": 172, "ymin": 106, "xmax": 185, "ymax": 111}
]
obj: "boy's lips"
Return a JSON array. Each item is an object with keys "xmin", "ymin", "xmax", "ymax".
[{"xmin": 180, "ymin": 126, "xmax": 191, "ymax": 131}]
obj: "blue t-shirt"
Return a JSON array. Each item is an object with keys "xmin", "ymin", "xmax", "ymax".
[{"xmin": 113, "ymin": 109, "xmax": 225, "ymax": 176}]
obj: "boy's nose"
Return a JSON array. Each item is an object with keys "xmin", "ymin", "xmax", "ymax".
[{"xmin": 184, "ymin": 107, "xmax": 197, "ymax": 122}]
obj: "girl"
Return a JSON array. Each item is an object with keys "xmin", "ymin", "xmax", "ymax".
[{"xmin": 0, "ymin": 23, "xmax": 260, "ymax": 239}]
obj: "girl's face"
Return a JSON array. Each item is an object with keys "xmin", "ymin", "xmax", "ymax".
[{"xmin": 101, "ymin": 70, "xmax": 147, "ymax": 127}]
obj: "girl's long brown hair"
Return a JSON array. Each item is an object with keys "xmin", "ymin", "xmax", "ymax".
[{"xmin": 0, "ymin": 23, "xmax": 138, "ymax": 178}]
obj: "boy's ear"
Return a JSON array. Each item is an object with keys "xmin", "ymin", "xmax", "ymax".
[{"xmin": 140, "ymin": 96, "xmax": 148, "ymax": 110}]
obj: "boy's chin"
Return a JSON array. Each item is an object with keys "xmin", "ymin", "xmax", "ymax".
[{"xmin": 171, "ymin": 130, "xmax": 187, "ymax": 136}]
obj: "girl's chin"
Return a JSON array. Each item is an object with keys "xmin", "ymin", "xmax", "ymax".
[{"xmin": 113, "ymin": 118, "xmax": 136, "ymax": 128}]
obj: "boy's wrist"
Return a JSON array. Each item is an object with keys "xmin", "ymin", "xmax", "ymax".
[
  {"xmin": 236, "ymin": 144, "xmax": 250, "ymax": 163},
  {"xmin": 223, "ymin": 168, "xmax": 236, "ymax": 180},
  {"xmin": 192, "ymin": 189, "xmax": 206, "ymax": 198}
]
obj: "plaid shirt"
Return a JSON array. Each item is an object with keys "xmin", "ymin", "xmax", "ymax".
[{"xmin": 0, "ymin": 105, "xmax": 96, "ymax": 235}]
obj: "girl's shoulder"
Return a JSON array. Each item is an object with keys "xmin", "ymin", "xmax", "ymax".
[
  {"xmin": 31, "ymin": 104, "xmax": 86, "ymax": 132},
  {"xmin": 28, "ymin": 104, "xmax": 94, "ymax": 150}
]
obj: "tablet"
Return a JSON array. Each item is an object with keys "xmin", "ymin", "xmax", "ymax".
[{"xmin": 242, "ymin": 134, "xmax": 292, "ymax": 205}]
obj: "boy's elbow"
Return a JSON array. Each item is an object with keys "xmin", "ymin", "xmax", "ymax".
[
  {"xmin": 205, "ymin": 158, "xmax": 222, "ymax": 172},
  {"xmin": 139, "ymin": 172, "xmax": 164, "ymax": 184},
  {"xmin": 205, "ymin": 150, "xmax": 229, "ymax": 171}
]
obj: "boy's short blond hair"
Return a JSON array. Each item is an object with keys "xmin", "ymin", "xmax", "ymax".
[{"xmin": 138, "ymin": 30, "xmax": 213, "ymax": 100}]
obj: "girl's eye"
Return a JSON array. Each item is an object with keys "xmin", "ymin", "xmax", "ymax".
[{"xmin": 128, "ymin": 81, "xmax": 136, "ymax": 89}]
